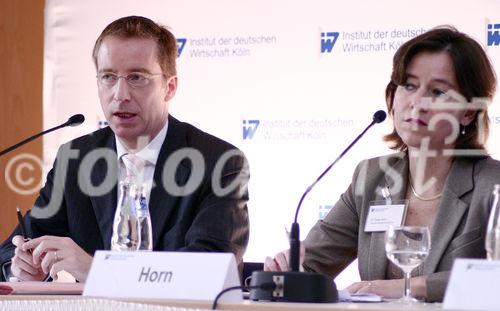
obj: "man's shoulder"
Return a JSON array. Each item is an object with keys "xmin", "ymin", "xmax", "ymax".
[{"xmin": 172, "ymin": 117, "xmax": 241, "ymax": 157}]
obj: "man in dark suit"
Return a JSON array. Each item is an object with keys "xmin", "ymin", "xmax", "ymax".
[{"xmin": 0, "ymin": 16, "xmax": 249, "ymax": 282}]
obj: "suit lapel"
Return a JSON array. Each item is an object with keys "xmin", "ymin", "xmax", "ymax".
[
  {"xmin": 366, "ymin": 155, "xmax": 474, "ymax": 278},
  {"xmin": 148, "ymin": 116, "xmax": 191, "ymax": 249},
  {"xmin": 368, "ymin": 154, "xmax": 409, "ymax": 279},
  {"xmin": 88, "ymin": 130, "xmax": 118, "ymax": 250},
  {"xmin": 423, "ymin": 159, "xmax": 473, "ymax": 274}
]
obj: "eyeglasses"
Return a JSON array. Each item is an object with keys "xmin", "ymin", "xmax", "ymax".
[{"xmin": 96, "ymin": 72, "xmax": 164, "ymax": 88}]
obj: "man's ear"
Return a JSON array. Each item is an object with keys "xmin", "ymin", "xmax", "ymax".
[{"xmin": 164, "ymin": 76, "xmax": 178, "ymax": 102}]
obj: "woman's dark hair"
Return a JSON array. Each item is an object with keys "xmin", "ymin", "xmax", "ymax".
[{"xmin": 384, "ymin": 26, "xmax": 496, "ymax": 151}]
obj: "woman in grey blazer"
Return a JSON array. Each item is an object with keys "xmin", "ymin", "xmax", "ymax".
[{"xmin": 265, "ymin": 26, "xmax": 498, "ymax": 302}]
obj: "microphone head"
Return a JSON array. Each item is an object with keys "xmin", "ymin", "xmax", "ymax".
[
  {"xmin": 373, "ymin": 110, "xmax": 387, "ymax": 124},
  {"xmin": 66, "ymin": 114, "xmax": 85, "ymax": 127}
]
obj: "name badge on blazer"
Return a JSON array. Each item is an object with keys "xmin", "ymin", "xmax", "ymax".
[{"xmin": 364, "ymin": 200, "xmax": 408, "ymax": 232}]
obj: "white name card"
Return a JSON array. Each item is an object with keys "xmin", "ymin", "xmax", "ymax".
[
  {"xmin": 364, "ymin": 204, "xmax": 406, "ymax": 232},
  {"xmin": 83, "ymin": 251, "xmax": 242, "ymax": 302},
  {"xmin": 444, "ymin": 259, "xmax": 500, "ymax": 310}
]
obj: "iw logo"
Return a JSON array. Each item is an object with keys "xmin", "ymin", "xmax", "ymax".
[
  {"xmin": 321, "ymin": 32, "xmax": 339, "ymax": 53},
  {"xmin": 177, "ymin": 38, "xmax": 187, "ymax": 57},
  {"xmin": 98, "ymin": 120, "xmax": 108, "ymax": 129},
  {"xmin": 488, "ymin": 24, "xmax": 500, "ymax": 47},
  {"xmin": 319, "ymin": 205, "xmax": 334, "ymax": 220},
  {"xmin": 242, "ymin": 120, "xmax": 260, "ymax": 140}
]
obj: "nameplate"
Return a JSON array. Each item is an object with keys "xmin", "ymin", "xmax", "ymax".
[
  {"xmin": 364, "ymin": 203, "xmax": 406, "ymax": 232},
  {"xmin": 83, "ymin": 251, "xmax": 242, "ymax": 302},
  {"xmin": 443, "ymin": 259, "xmax": 500, "ymax": 310}
]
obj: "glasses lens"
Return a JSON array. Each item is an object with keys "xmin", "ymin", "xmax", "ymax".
[
  {"xmin": 98, "ymin": 73, "xmax": 118, "ymax": 86},
  {"xmin": 126, "ymin": 73, "xmax": 149, "ymax": 87}
]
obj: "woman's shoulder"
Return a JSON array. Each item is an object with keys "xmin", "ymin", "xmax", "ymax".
[
  {"xmin": 450, "ymin": 155, "xmax": 500, "ymax": 191},
  {"xmin": 472, "ymin": 155, "xmax": 500, "ymax": 177}
]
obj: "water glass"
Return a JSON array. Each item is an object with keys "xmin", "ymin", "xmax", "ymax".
[{"xmin": 385, "ymin": 226, "xmax": 431, "ymax": 303}]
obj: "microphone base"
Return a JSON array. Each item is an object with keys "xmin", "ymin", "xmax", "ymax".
[{"xmin": 249, "ymin": 271, "xmax": 338, "ymax": 303}]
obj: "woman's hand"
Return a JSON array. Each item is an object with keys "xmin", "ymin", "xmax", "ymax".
[
  {"xmin": 264, "ymin": 244, "xmax": 305, "ymax": 272},
  {"xmin": 346, "ymin": 276, "xmax": 427, "ymax": 299}
]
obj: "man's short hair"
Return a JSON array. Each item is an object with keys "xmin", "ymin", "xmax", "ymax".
[{"xmin": 92, "ymin": 15, "xmax": 177, "ymax": 77}]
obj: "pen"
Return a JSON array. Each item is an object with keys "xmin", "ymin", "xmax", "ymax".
[{"xmin": 16, "ymin": 207, "xmax": 29, "ymax": 241}]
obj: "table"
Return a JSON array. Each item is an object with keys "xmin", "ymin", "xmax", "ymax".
[{"xmin": 0, "ymin": 295, "xmax": 444, "ymax": 311}]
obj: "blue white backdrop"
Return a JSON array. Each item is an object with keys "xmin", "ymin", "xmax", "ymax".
[{"xmin": 42, "ymin": 0, "xmax": 500, "ymax": 287}]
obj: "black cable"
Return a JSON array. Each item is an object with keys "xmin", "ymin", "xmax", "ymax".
[{"xmin": 211, "ymin": 282, "xmax": 276, "ymax": 310}]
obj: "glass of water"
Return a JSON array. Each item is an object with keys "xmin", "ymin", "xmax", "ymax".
[{"xmin": 385, "ymin": 226, "xmax": 431, "ymax": 303}]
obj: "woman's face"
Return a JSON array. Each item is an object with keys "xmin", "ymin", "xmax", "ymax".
[{"xmin": 392, "ymin": 51, "xmax": 474, "ymax": 152}]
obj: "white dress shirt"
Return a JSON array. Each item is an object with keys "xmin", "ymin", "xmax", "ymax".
[{"xmin": 115, "ymin": 120, "xmax": 169, "ymax": 206}]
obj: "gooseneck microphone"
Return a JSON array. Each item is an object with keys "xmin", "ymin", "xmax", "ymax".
[
  {"xmin": 289, "ymin": 110, "xmax": 386, "ymax": 271},
  {"xmin": 66, "ymin": 114, "xmax": 85, "ymax": 127},
  {"xmin": 0, "ymin": 114, "xmax": 85, "ymax": 157},
  {"xmin": 251, "ymin": 110, "xmax": 387, "ymax": 303}
]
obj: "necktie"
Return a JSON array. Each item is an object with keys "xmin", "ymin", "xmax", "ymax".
[{"xmin": 121, "ymin": 153, "xmax": 147, "ymax": 183}]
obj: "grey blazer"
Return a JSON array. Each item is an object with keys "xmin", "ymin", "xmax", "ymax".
[{"xmin": 303, "ymin": 152, "xmax": 500, "ymax": 302}]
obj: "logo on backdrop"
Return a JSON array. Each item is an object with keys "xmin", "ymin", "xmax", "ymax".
[
  {"xmin": 177, "ymin": 38, "xmax": 187, "ymax": 57},
  {"xmin": 241, "ymin": 117, "xmax": 354, "ymax": 142},
  {"xmin": 319, "ymin": 205, "xmax": 334, "ymax": 220},
  {"xmin": 320, "ymin": 27, "xmax": 426, "ymax": 54},
  {"xmin": 488, "ymin": 24, "xmax": 500, "ymax": 47},
  {"xmin": 242, "ymin": 120, "xmax": 260, "ymax": 140},
  {"xmin": 174, "ymin": 35, "xmax": 277, "ymax": 59},
  {"xmin": 489, "ymin": 115, "xmax": 500, "ymax": 127},
  {"xmin": 98, "ymin": 119, "xmax": 108, "ymax": 129},
  {"xmin": 320, "ymin": 32, "xmax": 340, "ymax": 53}
]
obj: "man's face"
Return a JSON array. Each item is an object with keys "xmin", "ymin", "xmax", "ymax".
[{"xmin": 96, "ymin": 36, "xmax": 177, "ymax": 147}]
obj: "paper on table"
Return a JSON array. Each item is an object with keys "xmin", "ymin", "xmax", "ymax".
[
  {"xmin": 338, "ymin": 289, "xmax": 383, "ymax": 302},
  {"xmin": 0, "ymin": 282, "xmax": 84, "ymax": 295}
]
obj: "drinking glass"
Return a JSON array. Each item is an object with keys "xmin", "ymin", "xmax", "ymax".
[{"xmin": 385, "ymin": 226, "xmax": 431, "ymax": 303}]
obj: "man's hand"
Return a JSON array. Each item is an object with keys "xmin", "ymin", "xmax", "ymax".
[
  {"xmin": 22, "ymin": 236, "xmax": 93, "ymax": 282},
  {"xmin": 264, "ymin": 244, "xmax": 305, "ymax": 272},
  {"xmin": 11, "ymin": 235, "xmax": 46, "ymax": 281}
]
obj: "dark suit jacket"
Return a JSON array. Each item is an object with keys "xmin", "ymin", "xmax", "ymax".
[
  {"xmin": 0, "ymin": 116, "xmax": 249, "ymax": 280},
  {"xmin": 303, "ymin": 152, "xmax": 500, "ymax": 302}
]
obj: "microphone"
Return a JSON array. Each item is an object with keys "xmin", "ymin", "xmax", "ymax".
[
  {"xmin": 289, "ymin": 109, "xmax": 386, "ymax": 271},
  {"xmin": 250, "ymin": 110, "xmax": 387, "ymax": 303},
  {"xmin": 0, "ymin": 114, "xmax": 85, "ymax": 157},
  {"xmin": 373, "ymin": 110, "xmax": 387, "ymax": 124},
  {"xmin": 66, "ymin": 114, "xmax": 85, "ymax": 127}
]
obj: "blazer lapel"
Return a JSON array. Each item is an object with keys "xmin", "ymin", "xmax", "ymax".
[
  {"xmin": 423, "ymin": 159, "xmax": 473, "ymax": 274},
  {"xmin": 148, "ymin": 116, "xmax": 191, "ymax": 249},
  {"xmin": 88, "ymin": 132, "xmax": 118, "ymax": 250},
  {"xmin": 368, "ymin": 153, "xmax": 409, "ymax": 280}
]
